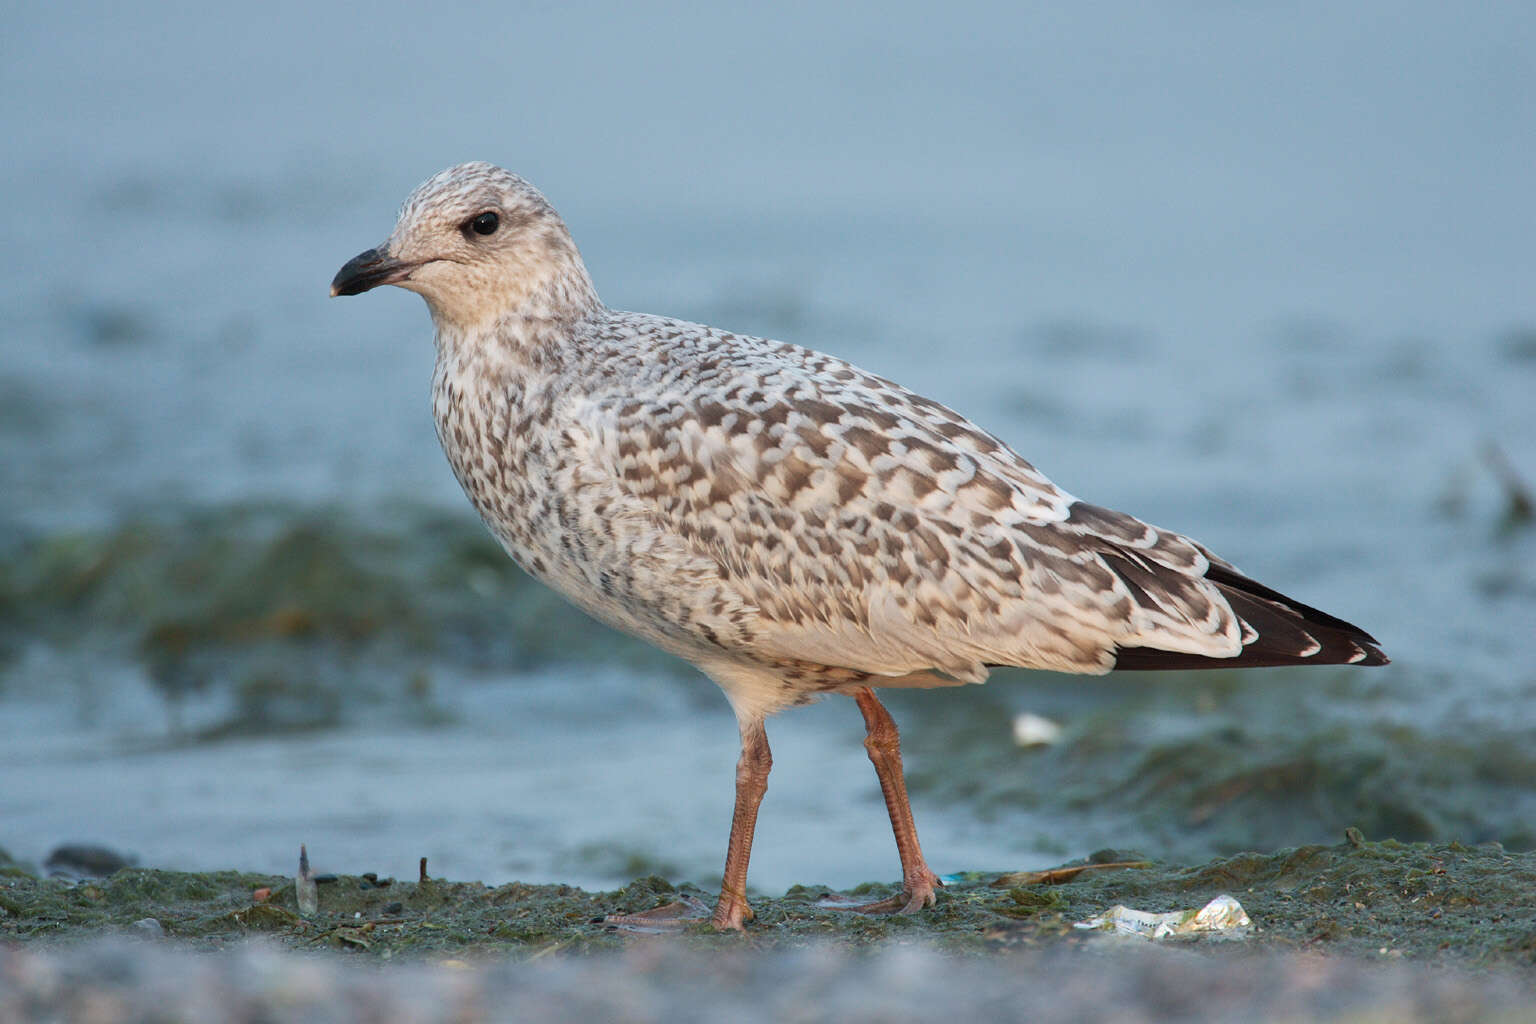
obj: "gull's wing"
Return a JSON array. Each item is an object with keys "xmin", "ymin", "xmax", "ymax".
[{"xmin": 577, "ymin": 319, "xmax": 1385, "ymax": 681}]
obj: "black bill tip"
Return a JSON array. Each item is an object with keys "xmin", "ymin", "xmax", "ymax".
[{"xmin": 330, "ymin": 247, "xmax": 413, "ymax": 297}]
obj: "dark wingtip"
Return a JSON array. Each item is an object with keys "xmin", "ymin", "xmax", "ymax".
[
  {"xmin": 1113, "ymin": 566, "xmax": 1389, "ymax": 672},
  {"xmin": 1354, "ymin": 643, "xmax": 1390, "ymax": 667}
]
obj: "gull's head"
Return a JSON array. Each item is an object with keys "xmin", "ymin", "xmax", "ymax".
[{"xmin": 330, "ymin": 162, "xmax": 597, "ymax": 332}]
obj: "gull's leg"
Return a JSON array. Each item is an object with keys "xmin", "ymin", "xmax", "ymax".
[
  {"xmin": 825, "ymin": 687, "xmax": 941, "ymax": 914},
  {"xmin": 604, "ymin": 716, "xmax": 771, "ymax": 932},
  {"xmin": 712, "ymin": 716, "xmax": 772, "ymax": 930}
]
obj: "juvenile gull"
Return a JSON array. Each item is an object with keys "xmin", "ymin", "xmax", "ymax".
[{"xmin": 332, "ymin": 162, "xmax": 1387, "ymax": 931}]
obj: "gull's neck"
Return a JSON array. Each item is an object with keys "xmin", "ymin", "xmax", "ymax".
[{"xmin": 432, "ymin": 258, "xmax": 604, "ymax": 370}]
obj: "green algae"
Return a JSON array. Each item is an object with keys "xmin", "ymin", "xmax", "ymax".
[
  {"xmin": 889, "ymin": 669, "xmax": 1536, "ymax": 863},
  {"xmin": 0, "ymin": 504, "xmax": 671, "ymax": 671},
  {"xmin": 3, "ymin": 839, "xmax": 1532, "ymax": 965},
  {"xmin": 0, "ymin": 503, "xmax": 683, "ymax": 732},
  {"xmin": 0, "ymin": 846, "xmax": 36, "ymax": 880}
]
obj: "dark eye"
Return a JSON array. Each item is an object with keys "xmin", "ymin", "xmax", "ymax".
[{"xmin": 468, "ymin": 211, "xmax": 499, "ymax": 236}]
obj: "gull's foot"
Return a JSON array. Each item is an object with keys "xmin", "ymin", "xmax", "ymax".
[
  {"xmin": 601, "ymin": 893, "xmax": 713, "ymax": 932},
  {"xmin": 600, "ymin": 891, "xmax": 754, "ymax": 932},
  {"xmin": 815, "ymin": 869, "xmax": 943, "ymax": 915}
]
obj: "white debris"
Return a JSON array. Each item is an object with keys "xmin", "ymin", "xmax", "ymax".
[
  {"xmin": 1011, "ymin": 712, "xmax": 1063, "ymax": 747},
  {"xmin": 1074, "ymin": 894, "xmax": 1252, "ymax": 939}
]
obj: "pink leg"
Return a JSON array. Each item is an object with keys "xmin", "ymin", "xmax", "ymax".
[
  {"xmin": 846, "ymin": 687, "xmax": 941, "ymax": 913},
  {"xmin": 604, "ymin": 718, "xmax": 771, "ymax": 932},
  {"xmin": 712, "ymin": 717, "xmax": 772, "ymax": 930}
]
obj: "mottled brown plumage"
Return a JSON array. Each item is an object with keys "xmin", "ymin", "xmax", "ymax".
[{"xmin": 332, "ymin": 162, "xmax": 1387, "ymax": 930}]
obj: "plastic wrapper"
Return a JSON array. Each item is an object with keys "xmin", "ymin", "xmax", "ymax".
[{"xmin": 1074, "ymin": 894, "xmax": 1251, "ymax": 939}]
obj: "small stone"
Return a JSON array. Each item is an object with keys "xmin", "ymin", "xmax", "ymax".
[
  {"xmin": 130, "ymin": 918, "xmax": 164, "ymax": 938},
  {"xmin": 44, "ymin": 843, "xmax": 136, "ymax": 879}
]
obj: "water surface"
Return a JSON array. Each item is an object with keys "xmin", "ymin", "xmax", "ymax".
[{"xmin": 2, "ymin": 1, "xmax": 1533, "ymax": 892}]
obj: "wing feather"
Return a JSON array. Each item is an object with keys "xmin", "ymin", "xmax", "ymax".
[{"xmin": 577, "ymin": 321, "xmax": 1383, "ymax": 680}]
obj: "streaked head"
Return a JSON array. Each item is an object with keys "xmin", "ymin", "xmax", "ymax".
[{"xmin": 331, "ymin": 162, "xmax": 597, "ymax": 332}]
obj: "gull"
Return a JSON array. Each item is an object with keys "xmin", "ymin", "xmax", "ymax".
[{"xmin": 331, "ymin": 162, "xmax": 1387, "ymax": 931}]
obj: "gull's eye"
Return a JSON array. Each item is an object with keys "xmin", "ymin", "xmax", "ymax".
[{"xmin": 468, "ymin": 211, "xmax": 499, "ymax": 236}]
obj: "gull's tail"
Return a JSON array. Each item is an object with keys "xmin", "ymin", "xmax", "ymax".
[{"xmin": 1112, "ymin": 564, "xmax": 1388, "ymax": 671}]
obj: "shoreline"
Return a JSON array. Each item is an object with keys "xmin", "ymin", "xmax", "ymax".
[{"xmin": 4, "ymin": 838, "xmax": 1531, "ymax": 963}]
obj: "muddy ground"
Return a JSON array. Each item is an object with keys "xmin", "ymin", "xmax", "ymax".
[
  {"xmin": 5, "ymin": 839, "xmax": 1536, "ymax": 1022},
  {"xmin": 4, "ymin": 837, "xmax": 1532, "ymax": 961}
]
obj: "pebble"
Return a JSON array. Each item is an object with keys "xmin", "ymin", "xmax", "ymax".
[
  {"xmin": 129, "ymin": 918, "xmax": 164, "ymax": 938},
  {"xmin": 44, "ymin": 843, "xmax": 136, "ymax": 879}
]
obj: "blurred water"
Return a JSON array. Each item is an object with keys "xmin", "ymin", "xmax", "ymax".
[{"xmin": 2, "ymin": 2, "xmax": 1534, "ymax": 890}]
